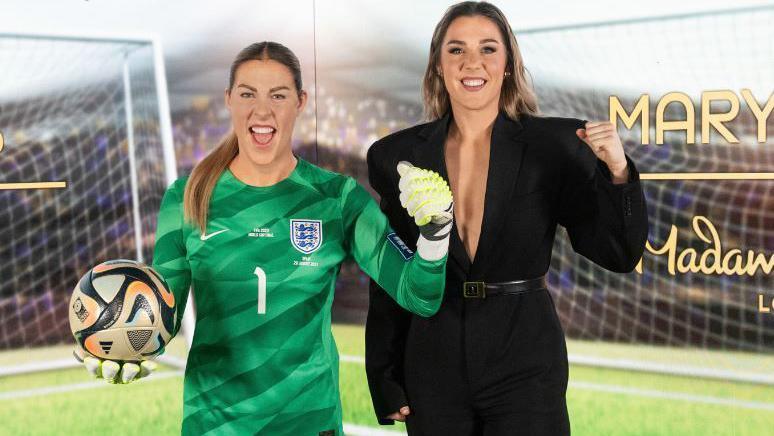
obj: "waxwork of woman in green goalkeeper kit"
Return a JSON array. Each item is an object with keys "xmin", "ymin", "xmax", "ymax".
[{"xmin": 73, "ymin": 41, "xmax": 454, "ymax": 436}]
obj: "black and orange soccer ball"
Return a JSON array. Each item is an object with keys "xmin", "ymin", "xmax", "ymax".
[{"xmin": 69, "ymin": 259, "xmax": 176, "ymax": 362}]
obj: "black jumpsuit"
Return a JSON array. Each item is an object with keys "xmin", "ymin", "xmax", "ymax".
[{"xmin": 365, "ymin": 111, "xmax": 649, "ymax": 435}]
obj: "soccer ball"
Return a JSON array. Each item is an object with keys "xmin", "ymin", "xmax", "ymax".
[{"xmin": 69, "ymin": 259, "xmax": 176, "ymax": 362}]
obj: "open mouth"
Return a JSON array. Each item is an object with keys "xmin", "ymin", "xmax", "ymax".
[
  {"xmin": 249, "ymin": 125, "xmax": 276, "ymax": 146},
  {"xmin": 461, "ymin": 78, "xmax": 487, "ymax": 92}
]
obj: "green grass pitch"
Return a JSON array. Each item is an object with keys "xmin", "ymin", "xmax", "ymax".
[{"xmin": 0, "ymin": 324, "xmax": 772, "ymax": 435}]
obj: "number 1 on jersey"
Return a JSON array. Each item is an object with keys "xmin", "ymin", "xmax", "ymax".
[{"xmin": 254, "ymin": 266, "xmax": 266, "ymax": 314}]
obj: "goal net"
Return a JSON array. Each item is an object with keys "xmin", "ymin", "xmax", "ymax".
[
  {"xmin": 0, "ymin": 34, "xmax": 175, "ymax": 353},
  {"xmin": 516, "ymin": 6, "xmax": 774, "ymax": 379}
]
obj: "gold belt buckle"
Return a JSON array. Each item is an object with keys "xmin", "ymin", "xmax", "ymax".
[{"xmin": 463, "ymin": 281, "xmax": 486, "ymax": 298}]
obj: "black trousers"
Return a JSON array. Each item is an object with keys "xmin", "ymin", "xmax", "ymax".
[{"xmin": 402, "ymin": 288, "xmax": 571, "ymax": 436}]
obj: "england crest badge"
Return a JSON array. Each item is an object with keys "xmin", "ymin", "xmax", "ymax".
[{"xmin": 290, "ymin": 219, "xmax": 323, "ymax": 254}]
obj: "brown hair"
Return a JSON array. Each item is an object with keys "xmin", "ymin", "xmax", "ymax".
[
  {"xmin": 183, "ymin": 41, "xmax": 303, "ymax": 232},
  {"xmin": 422, "ymin": 1, "xmax": 539, "ymax": 121}
]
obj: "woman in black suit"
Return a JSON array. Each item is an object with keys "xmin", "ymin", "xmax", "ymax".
[{"xmin": 365, "ymin": 2, "xmax": 649, "ymax": 435}]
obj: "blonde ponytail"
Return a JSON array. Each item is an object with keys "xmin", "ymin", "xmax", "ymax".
[{"xmin": 183, "ymin": 133, "xmax": 239, "ymax": 233}]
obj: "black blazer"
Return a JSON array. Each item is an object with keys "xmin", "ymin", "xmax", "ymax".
[{"xmin": 364, "ymin": 111, "xmax": 649, "ymax": 424}]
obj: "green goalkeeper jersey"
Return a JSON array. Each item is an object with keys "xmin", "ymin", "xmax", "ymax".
[{"xmin": 151, "ymin": 156, "xmax": 447, "ymax": 435}]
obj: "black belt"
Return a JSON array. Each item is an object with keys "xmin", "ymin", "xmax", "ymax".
[{"xmin": 462, "ymin": 275, "xmax": 547, "ymax": 299}]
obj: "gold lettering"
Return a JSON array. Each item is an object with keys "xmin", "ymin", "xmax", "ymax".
[
  {"xmin": 759, "ymin": 295, "xmax": 771, "ymax": 313},
  {"xmin": 701, "ymin": 90, "xmax": 739, "ymax": 144},
  {"xmin": 694, "ymin": 216, "xmax": 722, "ymax": 274},
  {"xmin": 741, "ymin": 89, "xmax": 774, "ymax": 143},
  {"xmin": 610, "ymin": 95, "xmax": 649, "ymax": 144},
  {"xmin": 677, "ymin": 248, "xmax": 699, "ymax": 274},
  {"xmin": 617, "ymin": 90, "xmax": 771, "ymax": 145},
  {"xmin": 721, "ymin": 249, "xmax": 746, "ymax": 275},
  {"xmin": 746, "ymin": 250, "xmax": 774, "ymax": 276},
  {"xmin": 656, "ymin": 92, "xmax": 694, "ymax": 145},
  {"xmin": 642, "ymin": 215, "xmax": 773, "ymax": 276},
  {"xmin": 643, "ymin": 224, "xmax": 679, "ymax": 275}
]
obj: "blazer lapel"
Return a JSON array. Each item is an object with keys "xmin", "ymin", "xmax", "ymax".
[
  {"xmin": 468, "ymin": 112, "xmax": 527, "ymax": 279},
  {"xmin": 412, "ymin": 112, "xmax": 472, "ymax": 275}
]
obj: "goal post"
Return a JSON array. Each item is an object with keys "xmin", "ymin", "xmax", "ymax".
[{"xmin": 0, "ymin": 32, "xmax": 190, "ymax": 373}]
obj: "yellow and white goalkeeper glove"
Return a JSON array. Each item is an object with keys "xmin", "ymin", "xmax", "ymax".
[
  {"xmin": 397, "ymin": 161, "xmax": 454, "ymax": 261},
  {"xmin": 73, "ymin": 348, "xmax": 157, "ymax": 384}
]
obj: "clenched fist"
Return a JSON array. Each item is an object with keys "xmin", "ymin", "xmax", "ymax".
[{"xmin": 576, "ymin": 121, "xmax": 630, "ymax": 184}]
